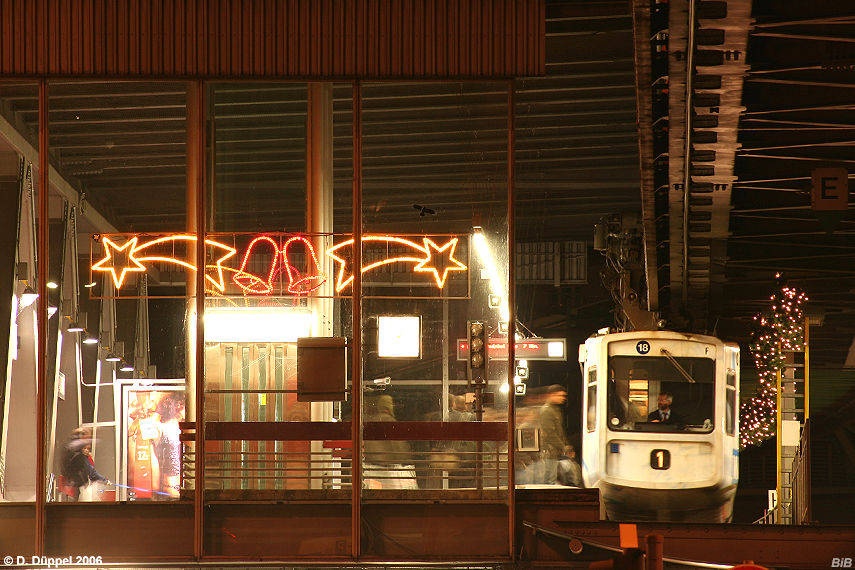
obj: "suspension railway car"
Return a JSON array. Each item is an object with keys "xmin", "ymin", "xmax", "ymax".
[{"xmin": 579, "ymin": 330, "xmax": 740, "ymax": 522}]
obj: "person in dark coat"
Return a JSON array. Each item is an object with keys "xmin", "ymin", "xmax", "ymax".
[
  {"xmin": 60, "ymin": 427, "xmax": 108, "ymax": 500},
  {"xmin": 539, "ymin": 384, "xmax": 571, "ymax": 484}
]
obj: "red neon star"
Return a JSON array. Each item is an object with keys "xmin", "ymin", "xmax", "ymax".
[
  {"xmin": 91, "ymin": 237, "xmax": 146, "ymax": 288},
  {"xmin": 414, "ymin": 237, "xmax": 467, "ymax": 288}
]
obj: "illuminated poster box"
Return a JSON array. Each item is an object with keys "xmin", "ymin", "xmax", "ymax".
[{"xmin": 378, "ymin": 315, "xmax": 421, "ymax": 358}]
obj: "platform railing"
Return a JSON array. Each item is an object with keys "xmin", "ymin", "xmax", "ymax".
[
  {"xmin": 181, "ymin": 447, "xmax": 508, "ymax": 492},
  {"xmin": 753, "ymin": 509, "xmax": 776, "ymax": 525},
  {"xmin": 179, "ymin": 421, "xmax": 510, "ymax": 496}
]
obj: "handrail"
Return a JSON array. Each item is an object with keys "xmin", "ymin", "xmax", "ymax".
[
  {"xmin": 522, "ymin": 521, "xmax": 735, "ymax": 569},
  {"xmin": 752, "ymin": 509, "xmax": 775, "ymax": 525},
  {"xmin": 179, "ymin": 421, "xmax": 509, "ymax": 442}
]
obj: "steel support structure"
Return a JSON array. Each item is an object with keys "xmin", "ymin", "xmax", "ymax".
[
  {"xmin": 191, "ymin": 80, "xmax": 207, "ymax": 561},
  {"xmin": 351, "ymin": 81, "xmax": 363, "ymax": 560},
  {"xmin": 506, "ymin": 79, "xmax": 517, "ymax": 559},
  {"xmin": 35, "ymin": 77, "xmax": 48, "ymax": 558}
]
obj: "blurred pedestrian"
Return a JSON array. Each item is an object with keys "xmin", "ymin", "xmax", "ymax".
[
  {"xmin": 60, "ymin": 427, "xmax": 109, "ymax": 501},
  {"xmin": 539, "ymin": 384, "xmax": 570, "ymax": 484}
]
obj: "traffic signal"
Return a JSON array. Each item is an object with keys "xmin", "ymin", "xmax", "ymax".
[{"xmin": 467, "ymin": 320, "xmax": 487, "ymax": 382}]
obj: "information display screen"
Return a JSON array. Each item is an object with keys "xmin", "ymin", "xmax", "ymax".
[{"xmin": 456, "ymin": 338, "xmax": 566, "ymax": 361}]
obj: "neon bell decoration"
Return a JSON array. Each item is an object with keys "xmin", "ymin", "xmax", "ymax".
[{"xmin": 91, "ymin": 233, "xmax": 467, "ymax": 294}]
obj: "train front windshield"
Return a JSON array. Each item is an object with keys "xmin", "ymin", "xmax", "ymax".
[{"xmin": 606, "ymin": 356, "xmax": 715, "ymax": 433}]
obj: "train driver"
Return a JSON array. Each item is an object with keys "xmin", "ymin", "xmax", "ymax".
[{"xmin": 647, "ymin": 392, "xmax": 684, "ymax": 425}]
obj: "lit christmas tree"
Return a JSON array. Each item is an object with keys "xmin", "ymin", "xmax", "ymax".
[{"xmin": 740, "ymin": 274, "xmax": 807, "ymax": 449}]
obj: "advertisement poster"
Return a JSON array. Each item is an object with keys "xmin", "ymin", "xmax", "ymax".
[{"xmin": 121, "ymin": 384, "xmax": 186, "ymax": 500}]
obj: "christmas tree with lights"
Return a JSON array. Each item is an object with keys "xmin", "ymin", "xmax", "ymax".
[{"xmin": 740, "ymin": 274, "xmax": 807, "ymax": 449}]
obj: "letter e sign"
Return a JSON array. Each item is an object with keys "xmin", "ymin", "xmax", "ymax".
[{"xmin": 811, "ymin": 167, "xmax": 849, "ymax": 211}]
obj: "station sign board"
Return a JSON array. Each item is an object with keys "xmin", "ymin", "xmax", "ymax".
[{"xmin": 456, "ymin": 338, "xmax": 567, "ymax": 361}]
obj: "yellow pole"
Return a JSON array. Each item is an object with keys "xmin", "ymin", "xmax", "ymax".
[
  {"xmin": 776, "ymin": 358, "xmax": 782, "ymax": 524},
  {"xmin": 804, "ymin": 318, "xmax": 810, "ymax": 421}
]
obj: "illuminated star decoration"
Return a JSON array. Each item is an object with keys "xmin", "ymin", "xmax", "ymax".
[
  {"xmin": 414, "ymin": 237, "xmax": 467, "ymax": 288},
  {"xmin": 91, "ymin": 237, "xmax": 146, "ymax": 288},
  {"xmin": 325, "ymin": 235, "xmax": 467, "ymax": 291},
  {"xmin": 740, "ymin": 275, "xmax": 807, "ymax": 449},
  {"xmin": 92, "ymin": 234, "xmax": 237, "ymax": 292}
]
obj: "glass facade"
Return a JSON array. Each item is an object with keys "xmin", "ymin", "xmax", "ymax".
[{"xmin": 0, "ymin": 79, "xmax": 521, "ymax": 559}]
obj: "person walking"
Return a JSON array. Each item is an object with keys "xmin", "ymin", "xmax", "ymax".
[
  {"xmin": 539, "ymin": 384, "xmax": 571, "ymax": 485},
  {"xmin": 60, "ymin": 427, "xmax": 109, "ymax": 501}
]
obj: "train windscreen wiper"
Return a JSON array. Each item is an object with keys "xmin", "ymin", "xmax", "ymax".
[{"xmin": 659, "ymin": 348, "xmax": 696, "ymax": 383}]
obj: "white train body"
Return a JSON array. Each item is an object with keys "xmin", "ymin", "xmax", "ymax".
[{"xmin": 579, "ymin": 330, "xmax": 740, "ymax": 522}]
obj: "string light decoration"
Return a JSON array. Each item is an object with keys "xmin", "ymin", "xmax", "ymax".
[
  {"xmin": 740, "ymin": 274, "xmax": 808, "ymax": 449},
  {"xmin": 92, "ymin": 234, "xmax": 236, "ymax": 290},
  {"xmin": 326, "ymin": 235, "xmax": 466, "ymax": 291},
  {"xmin": 93, "ymin": 232, "xmax": 467, "ymax": 294}
]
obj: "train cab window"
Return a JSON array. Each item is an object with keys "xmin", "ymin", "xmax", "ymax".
[
  {"xmin": 585, "ymin": 367, "xmax": 597, "ymax": 431},
  {"xmin": 607, "ymin": 356, "xmax": 715, "ymax": 433},
  {"xmin": 726, "ymin": 370, "xmax": 736, "ymax": 435},
  {"xmin": 587, "ymin": 386, "xmax": 596, "ymax": 432},
  {"xmin": 586, "ymin": 368, "xmax": 597, "ymax": 431}
]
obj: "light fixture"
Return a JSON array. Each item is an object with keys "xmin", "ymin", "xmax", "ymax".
[
  {"xmin": 48, "ymin": 306, "xmax": 58, "ymax": 318},
  {"xmin": 473, "ymin": 228, "xmax": 510, "ymax": 322},
  {"xmin": 378, "ymin": 315, "xmax": 421, "ymax": 358},
  {"xmin": 46, "ymin": 281, "xmax": 58, "ymax": 289},
  {"xmin": 84, "ymin": 282, "xmax": 97, "ymax": 288},
  {"xmin": 19, "ymin": 286, "xmax": 38, "ymax": 308},
  {"xmin": 547, "ymin": 341, "xmax": 565, "ymax": 358},
  {"xmin": 120, "ymin": 364, "xmax": 134, "ymax": 372},
  {"xmin": 204, "ymin": 307, "xmax": 313, "ymax": 343},
  {"xmin": 105, "ymin": 353, "xmax": 121, "ymax": 362},
  {"xmin": 82, "ymin": 335, "xmax": 99, "ymax": 345}
]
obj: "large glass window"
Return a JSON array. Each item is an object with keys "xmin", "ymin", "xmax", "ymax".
[
  {"xmin": 46, "ymin": 81, "xmax": 189, "ymax": 505},
  {"xmin": 359, "ymin": 81, "xmax": 510, "ymax": 557},
  {"xmin": 201, "ymin": 82, "xmax": 353, "ymax": 558},
  {"xmin": 607, "ymin": 355, "xmax": 715, "ymax": 433}
]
